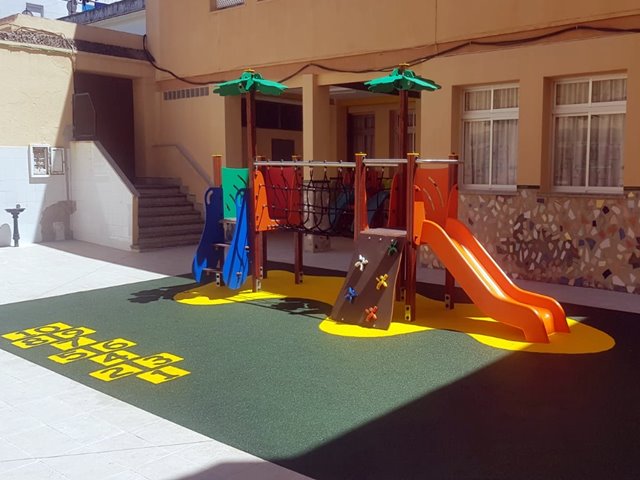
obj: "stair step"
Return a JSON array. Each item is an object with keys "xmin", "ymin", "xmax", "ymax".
[
  {"xmin": 134, "ymin": 177, "xmax": 181, "ymax": 186},
  {"xmin": 138, "ymin": 195, "xmax": 192, "ymax": 207},
  {"xmin": 134, "ymin": 233, "xmax": 202, "ymax": 250},
  {"xmin": 139, "ymin": 223, "xmax": 204, "ymax": 238},
  {"xmin": 135, "ymin": 186, "xmax": 184, "ymax": 197},
  {"xmin": 139, "ymin": 205, "xmax": 197, "ymax": 216},
  {"xmin": 138, "ymin": 213, "xmax": 203, "ymax": 228}
]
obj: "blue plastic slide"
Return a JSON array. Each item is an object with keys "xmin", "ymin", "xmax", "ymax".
[
  {"xmin": 192, "ymin": 187, "xmax": 225, "ymax": 283},
  {"xmin": 222, "ymin": 190, "xmax": 250, "ymax": 289},
  {"xmin": 366, "ymin": 190, "xmax": 390, "ymax": 224},
  {"xmin": 329, "ymin": 189, "xmax": 354, "ymax": 227}
]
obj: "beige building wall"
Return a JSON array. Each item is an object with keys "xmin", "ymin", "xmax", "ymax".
[
  {"xmin": 149, "ymin": 0, "xmax": 640, "ymax": 82},
  {"xmin": 418, "ymin": 32, "xmax": 640, "ymax": 187},
  {"xmin": 0, "ymin": 46, "xmax": 74, "ymax": 146}
]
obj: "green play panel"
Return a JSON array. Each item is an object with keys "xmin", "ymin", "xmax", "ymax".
[{"xmin": 0, "ymin": 271, "xmax": 638, "ymax": 480}]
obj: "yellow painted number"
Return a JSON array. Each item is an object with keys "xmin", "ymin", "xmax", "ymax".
[
  {"xmin": 90, "ymin": 364, "xmax": 142, "ymax": 382},
  {"xmin": 48, "ymin": 348, "xmax": 97, "ymax": 364},
  {"xmin": 51, "ymin": 336, "xmax": 97, "ymax": 351},
  {"xmin": 90, "ymin": 350, "xmax": 139, "ymax": 367},
  {"xmin": 24, "ymin": 323, "xmax": 73, "ymax": 336},
  {"xmin": 53, "ymin": 327, "xmax": 96, "ymax": 339},
  {"xmin": 91, "ymin": 338, "xmax": 137, "ymax": 352},
  {"xmin": 12, "ymin": 335, "xmax": 57, "ymax": 349},
  {"xmin": 133, "ymin": 353, "xmax": 183, "ymax": 369},
  {"xmin": 137, "ymin": 365, "xmax": 191, "ymax": 384},
  {"xmin": 2, "ymin": 330, "xmax": 32, "ymax": 341}
]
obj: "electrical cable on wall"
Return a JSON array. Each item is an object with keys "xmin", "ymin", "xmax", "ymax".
[{"xmin": 143, "ymin": 25, "xmax": 640, "ymax": 87}]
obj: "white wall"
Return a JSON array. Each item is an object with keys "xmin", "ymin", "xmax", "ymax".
[
  {"xmin": 69, "ymin": 141, "xmax": 135, "ymax": 250},
  {"xmin": 92, "ymin": 10, "xmax": 146, "ymax": 34},
  {"xmin": 0, "ymin": 146, "xmax": 68, "ymax": 245}
]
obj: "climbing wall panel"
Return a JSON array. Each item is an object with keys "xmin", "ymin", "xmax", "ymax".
[{"xmin": 330, "ymin": 228, "xmax": 406, "ymax": 329}]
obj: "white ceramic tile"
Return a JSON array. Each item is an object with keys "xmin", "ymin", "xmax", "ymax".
[
  {"xmin": 0, "ymin": 458, "xmax": 38, "ymax": 475},
  {"xmin": 129, "ymin": 418, "xmax": 211, "ymax": 447},
  {"xmin": 0, "ymin": 438, "xmax": 31, "ymax": 462},
  {"xmin": 0, "ymin": 405, "xmax": 47, "ymax": 437},
  {"xmin": 13, "ymin": 395, "xmax": 80, "ymax": 424},
  {"xmin": 42, "ymin": 453, "xmax": 129, "ymax": 480},
  {"xmin": 176, "ymin": 441, "xmax": 260, "ymax": 467},
  {"xmin": 5, "ymin": 460, "xmax": 72, "ymax": 479},
  {"xmin": 0, "ymin": 375, "xmax": 42, "ymax": 406},
  {"xmin": 104, "ymin": 470, "xmax": 150, "ymax": 480},
  {"xmin": 131, "ymin": 451, "xmax": 201, "ymax": 480},
  {"xmin": 4, "ymin": 424, "xmax": 84, "ymax": 457},
  {"xmin": 100, "ymin": 444, "xmax": 186, "ymax": 470},
  {"xmin": 69, "ymin": 431, "xmax": 153, "ymax": 455},
  {"xmin": 90, "ymin": 401, "xmax": 161, "ymax": 433},
  {"xmin": 49, "ymin": 413, "xmax": 126, "ymax": 444},
  {"xmin": 53, "ymin": 384, "xmax": 123, "ymax": 412}
]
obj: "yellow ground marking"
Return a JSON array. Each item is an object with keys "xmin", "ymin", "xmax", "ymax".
[
  {"xmin": 133, "ymin": 353, "xmax": 183, "ymax": 369},
  {"xmin": 3, "ymin": 322, "xmax": 73, "ymax": 341},
  {"xmin": 320, "ymin": 319, "xmax": 432, "ymax": 338},
  {"xmin": 12, "ymin": 335, "xmax": 58, "ymax": 349},
  {"xmin": 51, "ymin": 336, "xmax": 97, "ymax": 351},
  {"xmin": 137, "ymin": 365, "xmax": 191, "ymax": 384},
  {"xmin": 91, "ymin": 338, "xmax": 137, "ymax": 352},
  {"xmin": 175, "ymin": 286, "xmax": 285, "ymax": 306},
  {"xmin": 89, "ymin": 350, "xmax": 140, "ymax": 366},
  {"xmin": 52, "ymin": 327, "xmax": 96, "ymax": 339},
  {"xmin": 2, "ymin": 331, "xmax": 29, "ymax": 341},
  {"xmin": 176, "ymin": 270, "xmax": 614, "ymax": 354},
  {"xmin": 49, "ymin": 348, "xmax": 98, "ymax": 364},
  {"xmin": 24, "ymin": 322, "xmax": 73, "ymax": 336},
  {"xmin": 90, "ymin": 363, "xmax": 143, "ymax": 382}
]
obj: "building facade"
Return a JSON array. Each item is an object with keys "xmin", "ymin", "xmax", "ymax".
[{"xmin": 1, "ymin": 0, "xmax": 639, "ymax": 293}]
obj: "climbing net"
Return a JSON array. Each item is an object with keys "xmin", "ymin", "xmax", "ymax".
[{"xmin": 257, "ymin": 161, "xmax": 394, "ymax": 236}]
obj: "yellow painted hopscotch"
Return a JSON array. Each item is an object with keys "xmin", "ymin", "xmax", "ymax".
[{"xmin": 1, "ymin": 322, "xmax": 190, "ymax": 384}]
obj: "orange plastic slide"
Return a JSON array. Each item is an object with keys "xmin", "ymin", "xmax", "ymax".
[{"xmin": 419, "ymin": 219, "xmax": 570, "ymax": 343}]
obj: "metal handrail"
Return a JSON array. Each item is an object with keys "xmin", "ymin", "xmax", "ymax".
[
  {"xmin": 416, "ymin": 158, "xmax": 462, "ymax": 164},
  {"xmin": 253, "ymin": 160, "xmax": 356, "ymax": 167}
]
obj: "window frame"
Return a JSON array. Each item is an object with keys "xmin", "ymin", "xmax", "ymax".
[
  {"xmin": 551, "ymin": 74, "xmax": 626, "ymax": 195},
  {"xmin": 460, "ymin": 83, "xmax": 519, "ymax": 193}
]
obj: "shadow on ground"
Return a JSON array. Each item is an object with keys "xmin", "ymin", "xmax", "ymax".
[{"xmin": 169, "ymin": 300, "xmax": 639, "ymax": 480}]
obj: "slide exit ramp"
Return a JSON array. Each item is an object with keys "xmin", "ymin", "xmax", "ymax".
[{"xmin": 418, "ymin": 218, "xmax": 569, "ymax": 343}]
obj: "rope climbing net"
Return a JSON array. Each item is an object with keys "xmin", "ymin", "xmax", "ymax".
[{"xmin": 255, "ymin": 160, "xmax": 396, "ymax": 236}]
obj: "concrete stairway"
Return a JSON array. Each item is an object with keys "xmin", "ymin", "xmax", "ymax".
[{"xmin": 133, "ymin": 179, "xmax": 204, "ymax": 250}]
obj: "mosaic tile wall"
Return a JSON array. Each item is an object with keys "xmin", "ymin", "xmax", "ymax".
[{"xmin": 419, "ymin": 189, "xmax": 640, "ymax": 294}]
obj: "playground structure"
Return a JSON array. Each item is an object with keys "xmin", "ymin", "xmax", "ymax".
[{"xmin": 193, "ymin": 152, "xmax": 570, "ymax": 343}]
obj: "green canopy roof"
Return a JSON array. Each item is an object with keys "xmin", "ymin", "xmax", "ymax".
[
  {"xmin": 213, "ymin": 70, "xmax": 288, "ymax": 97},
  {"xmin": 365, "ymin": 67, "xmax": 441, "ymax": 94}
]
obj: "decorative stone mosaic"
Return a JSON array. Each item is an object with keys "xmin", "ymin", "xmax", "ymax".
[{"xmin": 419, "ymin": 189, "xmax": 640, "ymax": 295}]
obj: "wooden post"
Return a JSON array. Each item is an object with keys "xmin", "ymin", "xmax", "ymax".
[
  {"xmin": 397, "ymin": 65, "xmax": 409, "ymax": 230},
  {"xmin": 212, "ymin": 154, "xmax": 222, "ymax": 187},
  {"xmin": 246, "ymin": 89, "xmax": 261, "ymax": 291},
  {"xmin": 255, "ymin": 155, "xmax": 267, "ymax": 280},
  {"xmin": 404, "ymin": 153, "xmax": 418, "ymax": 321},
  {"xmin": 444, "ymin": 153, "xmax": 459, "ymax": 309},
  {"xmin": 354, "ymin": 153, "xmax": 367, "ymax": 240}
]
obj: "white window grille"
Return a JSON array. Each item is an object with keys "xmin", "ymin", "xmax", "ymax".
[
  {"xmin": 461, "ymin": 84, "xmax": 519, "ymax": 190},
  {"xmin": 552, "ymin": 75, "xmax": 626, "ymax": 193},
  {"xmin": 28, "ymin": 145, "xmax": 66, "ymax": 177},
  {"xmin": 29, "ymin": 144, "xmax": 50, "ymax": 177}
]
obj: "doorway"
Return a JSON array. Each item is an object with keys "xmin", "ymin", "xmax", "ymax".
[{"xmin": 73, "ymin": 73, "xmax": 135, "ymax": 181}]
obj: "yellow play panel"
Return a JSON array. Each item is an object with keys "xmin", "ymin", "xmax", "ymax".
[{"xmin": 175, "ymin": 270, "xmax": 615, "ymax": 354}]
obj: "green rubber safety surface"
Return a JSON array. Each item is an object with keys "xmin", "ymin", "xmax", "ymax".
[{"xmin": 0, "ymin": 271, "xmax": 639, "ymax": 480}]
